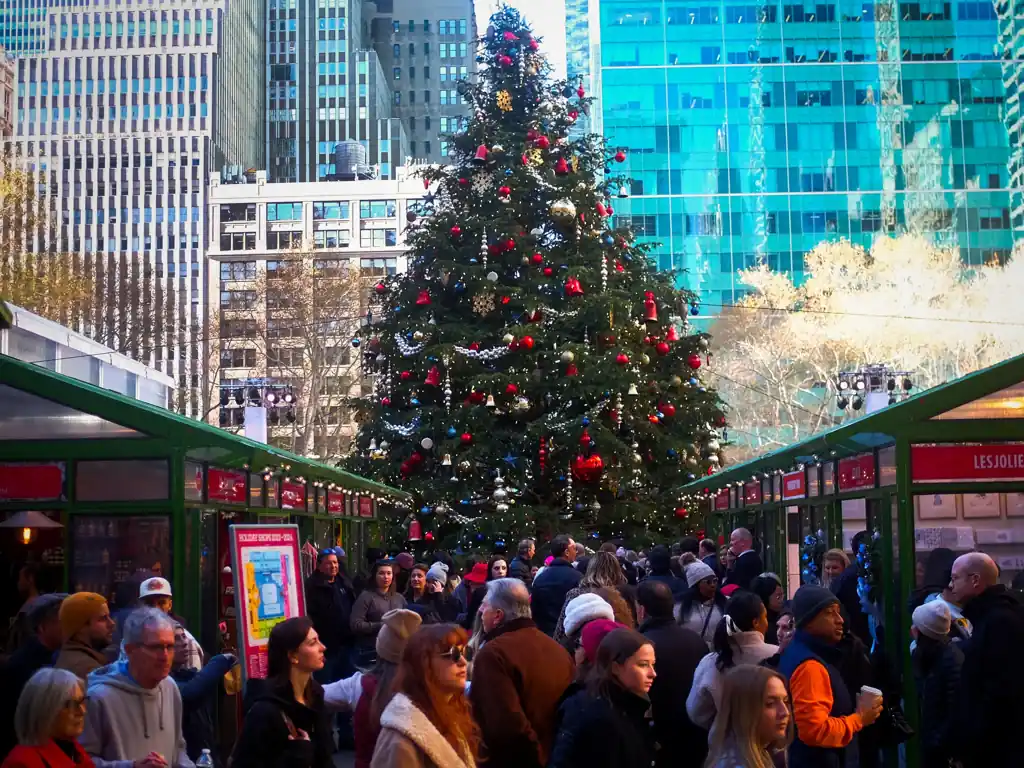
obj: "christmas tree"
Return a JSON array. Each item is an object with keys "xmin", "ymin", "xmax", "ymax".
[{"xmin": 344, "ymin": 6, "xmax": 726, "ymax": 550}]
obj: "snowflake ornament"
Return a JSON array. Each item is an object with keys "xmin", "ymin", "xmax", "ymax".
[
  {"xmin": 497, "ymin": 90, "xmax": 513, "ymax": 112},
  {"xmin": 472, "ymin": 292, "xmax": 496, "ymax": 315},
  {"xmin": 471, "ymin": 173, "xmax": 491, "ymax": 196}
]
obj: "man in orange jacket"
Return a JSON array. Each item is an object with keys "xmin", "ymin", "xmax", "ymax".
[{"xmin": 778, "ymin": 585, "xmax": 882, "ymax": 768}]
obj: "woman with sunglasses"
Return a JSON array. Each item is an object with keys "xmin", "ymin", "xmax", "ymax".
[
  {"xmin": 371, "ymin": 624, "xmax": 479, "ymax": 768},
  {"xmin": 2, "ymin": 667, "xmax": 93, "ymax": 768},
  {"xmin": 678, "ymin": 561, "xmax": 727, "ymax": 649}
]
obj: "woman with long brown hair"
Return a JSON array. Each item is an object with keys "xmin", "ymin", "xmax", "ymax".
[
  {"xmin": 553, "ymin": 552, "xmax": 626, "ymax": 643},
  {"xmin": 705, "ymin": 665, "xmax": 792, "ymax": 768},
  {"xmin": 370, "ymin": 624, "xmax": 479, "ymax": 768},
  {"xmin": 548, "ymin": 628, "xmax": 657, "ymax": 768}
]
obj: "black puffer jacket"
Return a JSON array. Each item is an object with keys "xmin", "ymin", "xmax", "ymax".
[
  {"xmin": 232, "ymin": 677, "xmax": 334, "ymax": 768},
  {"xmin": 548, "ymin": 683, "xmax": 655, "ymax": 768},
  {"xmin": 304, "ymin": 572, "xmax": 355, "ymax": 652},
  {"xmin": 912, "ymin": 636, "xmax": 963, "ymax": 768},
  {"xmin": 955, "ymin": 585, "xmax": 1024, "ymax": 767}
]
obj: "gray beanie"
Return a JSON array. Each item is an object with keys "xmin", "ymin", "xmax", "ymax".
[
  {"xmin": 426, "ymin": 561, "xmax": 449, "ymax": 584},
  {"xmin": 686, "ymin": 561, "xmax": 716, "ymax": 587},
  {"xmin": 912, "ymin": 600, "xmax": 951, "ymax": 641},
  {"xmin": 376, "ymin": 609, "xmax": 422, "ymax": 663}
]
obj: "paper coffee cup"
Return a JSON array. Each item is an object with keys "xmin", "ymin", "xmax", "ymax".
[{"xmin": 860, "ymin": 685, "xmax": 883, "ymax": 703}]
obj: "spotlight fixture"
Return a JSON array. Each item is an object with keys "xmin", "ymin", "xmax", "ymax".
[
  {"xmin": 852, "ymin": 396, "xmax": 864, "ymax": 411},
  {"xmin": 837, "ymin": 396, "xmax": 849, "ymax": 409}
]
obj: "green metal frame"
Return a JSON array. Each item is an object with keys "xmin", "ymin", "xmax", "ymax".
[
  {"xmin": 678, "ymin": 352, "xmax": 1024, "ymax": 768},
  {"xmin": 0, "ymin": 352, "xmax": 410, "ymax": 641}
]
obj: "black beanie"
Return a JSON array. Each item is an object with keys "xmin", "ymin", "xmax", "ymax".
[{"xmin": 792, "ymin": 584, "xmax": 840, "ymax": 628}]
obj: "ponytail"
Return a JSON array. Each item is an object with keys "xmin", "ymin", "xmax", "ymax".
[{"xmin": 713, "ymin": 590, "xmax": 765, "ymax": 672}]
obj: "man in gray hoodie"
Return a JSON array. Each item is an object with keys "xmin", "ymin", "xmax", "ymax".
[{"xmin": 80, "ymin": 606, "xmax": 195, "ymax": 768}]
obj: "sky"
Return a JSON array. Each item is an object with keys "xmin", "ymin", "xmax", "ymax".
[{"xmin": 474, "ymin": 0, "xmax": 567, "ymax": 79}]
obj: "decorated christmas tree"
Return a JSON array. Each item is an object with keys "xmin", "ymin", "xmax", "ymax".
[{"xmin": 344, "ymin": 6, "xmax": 726, "ymax": 550}]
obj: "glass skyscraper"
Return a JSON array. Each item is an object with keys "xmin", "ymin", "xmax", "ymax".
[{"xmin": 567, "ymin": 0, "xmax": 1024, "ymax": 308}]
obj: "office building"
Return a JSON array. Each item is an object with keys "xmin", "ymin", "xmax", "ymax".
[
  {"xmin": 9, "ymin": 0, "xmax": 263, "ymax": 414},
  {"xmin": 0, "ymin": 50, "xmax": 12, "ymax": 135},
  {"xmin": 0, "ymin": 0, "xmax": 48, "ymax": 57},
  {"xmin": 369, "ymin": 0, "xmax": 477, "ymax": 164},
  {"xmin": 205, "ymin": 166, "xmax": 427, "ymax": 459},
  {"xmin": 568, "ymin": 0, "xmax": 1024, "ymax": 309},
  {"xmin": 266, "ymin": 0, "xmax": 406, "ymax": 183}
]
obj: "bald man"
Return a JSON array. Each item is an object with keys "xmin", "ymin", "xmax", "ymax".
[
  {"xmin": 723, "ymin": 527, "xmax": 763, "ymax": 590},
  {"xmin": 949, "ymin": 552, "xmax": 1024, "ymax": 767}
]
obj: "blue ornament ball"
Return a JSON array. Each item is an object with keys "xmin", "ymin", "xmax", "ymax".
[
  {"xmin": 420, "ymin": 505, "xmax": 431, "ymax": 514},
  {"xmin": 581, "ymin": 417, "xmax": 590, "ymax": 427},
  {"xmin": 454, "ymin": 281, "xmax": 466, "ymax": 293},
  {"xmin": 447, "ymin": 426, "xmax": 457, "ymax": 437},
  {"xmin": 410, "ymin": 398, "xmax": 420, "ymax": 406},
  {"xmin": 351, "ymin": 337, "xmax": 361, "ymax": 348}
]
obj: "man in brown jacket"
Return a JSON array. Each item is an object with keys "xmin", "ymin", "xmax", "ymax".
[
  {"xmin": 470, "ymin": 578, "xmax": 574, "ymax": 768},
  {"xmin": 54, "ymin": 592, "xmax": 115, "ymax": 681}
]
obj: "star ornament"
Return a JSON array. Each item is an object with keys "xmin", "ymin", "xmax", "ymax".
[{"xmin": 502, "ymin": 453, "xmax": 519, "ymax": 468}]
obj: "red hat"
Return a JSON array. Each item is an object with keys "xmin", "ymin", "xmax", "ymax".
[
  {"xmin": 581, "ymin": 619, "xmax": 627, "ymax": 662},
  {"xmin": 720, "ymin": 584, "xmax": 740, "ymax": 598},
  {"xmin": 464, "ymin": 562, "xmax": 489, "ymax": 585}
]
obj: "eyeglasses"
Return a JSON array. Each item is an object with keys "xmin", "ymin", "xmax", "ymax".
[
  {"xmin": 438, "ymin": 646, "xmax": 466, "ymax": 664},
  {"xmin": 63, "ymin": 696, "xmax": 87, "ymax": 712},
  {"xmin": 141, "ymin": 643, "xmax": 176, "ymax": 655}
]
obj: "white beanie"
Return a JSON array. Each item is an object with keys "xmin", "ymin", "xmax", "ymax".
[
  {"xmin": 426, "ymin": 562, "xmax": 449, "ymax": 584},
  {"xmin": 686, "ymin": 561, "xmax": 717, "ymax": 588},
  {"xmin": 563, "ymin": 592, "xmax": 614, "ymax": 637},
  {"xmin": 912, "ymin": 600, "xmax": 951, "ymax": 641}
]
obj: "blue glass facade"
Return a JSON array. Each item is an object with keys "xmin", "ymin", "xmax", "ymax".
[{"xmin": 568, "ymin": 0, "xmax": 1024, "ymax": 308}]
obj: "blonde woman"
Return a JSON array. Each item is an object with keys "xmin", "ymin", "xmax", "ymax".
[
  {"xmin": 821, "ymin": 549, "xmax": 849, "ymax": 591},
  {"xmin": 705, "ymin": 665, "xmax": 792, "ymax": 768},
  {"xmin": 553, "ymin": 552, "xmax": 626, "ymax": 643}
]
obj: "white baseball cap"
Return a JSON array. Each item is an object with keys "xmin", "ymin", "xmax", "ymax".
[{"xmin": 140, "ymin": 577, "xmax": 173, "ymax": 599}]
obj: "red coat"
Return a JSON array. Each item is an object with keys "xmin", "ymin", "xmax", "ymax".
[
  {"xmin": 1, "ymin": 741, "xmax": 94, "ymax": 768},
  {"xmin": 353, "ymin": 673, "xmax": 380, "ymax": 768}
]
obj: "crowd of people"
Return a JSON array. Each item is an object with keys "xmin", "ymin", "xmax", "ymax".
[{"xmin": 3, "ymin": 532, "xmax": 1024, "ymax": 767}]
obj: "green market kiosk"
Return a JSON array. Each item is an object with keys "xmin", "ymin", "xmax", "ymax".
[
  {"xmin": 0, "ymin": 352, "xmax": 410, "ymax": 656},
  {"xmin": 677, "ymin": 352, "xmax": 1024, "ymax": 766}
]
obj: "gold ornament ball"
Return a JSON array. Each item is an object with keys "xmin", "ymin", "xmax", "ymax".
[
  {"xmin": 670, "ymin": 375, "xmax": 683, "ymax": 388},
  {"xmin": 503, "ymin": 333, "xmax": 515, "ymax": 344},
  {"xmin": 491, "ymin": 144, "xmax": 505, "ymax": 154},
  {"xmin": 550, "ymin": 198, "xmax": 577, "ymax": 223},
  {"xmin": 561, "ymin": 350, "xmax": 575, "ymax": 363},
  {"xmin": 640, "ymin": 354, "xmax": 650, "ymax": 365},
  {"xmin": 413, "ymin": 330, "xmax": 425, "ymax": 341},
  {"xmin": 459, "ymin": 460, "xmax": 472, "ymax": 471}
]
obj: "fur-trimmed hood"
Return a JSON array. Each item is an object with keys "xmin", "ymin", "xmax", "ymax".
[{"xmin": 377, "ymin": 693, "xmax": 475, "ymax": 768}]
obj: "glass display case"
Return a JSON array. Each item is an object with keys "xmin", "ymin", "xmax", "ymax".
[{"xmin": 70, "ymin": 515, "xmax": 171, "ymax": 610}]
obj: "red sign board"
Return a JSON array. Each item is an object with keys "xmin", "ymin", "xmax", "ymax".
[
  {"xmin": 743, "ymin": 481, "xmax": 761, "ymax": 505},
  {"xmin": 782, "ymin": 471, "xmax": 806, "ymax": 500},
  {"xmin": 207, "ymin": 468, "xmax": 248, "ymax": 504},
  {"xmin": 0, "ymin": 462, "xmax": 66, "ymax": 501},
  {"xmin": 838, "ymin": 454, "xmax": 876, "ymax": 491},
  {"xmin": 327, "ymin": 491, "xmax": 344, "ymax": 516},
  {"xmin": 229, "ymin": 525, "xmax": 305, "ymax": 683},
  {"xmin": 358, "ymin": 497, "xmax": 374, "ymax": 518},
  {"xmin": 280, "ymin": 480, "xmax": 306, "ymax": 510},
  {"xmin": 714, "ymin": 490, "xmax": 730, "ymax": 510},
  {"xmin": 912, "ymin": 443, "xmax": 1024, "ymax": 483}
]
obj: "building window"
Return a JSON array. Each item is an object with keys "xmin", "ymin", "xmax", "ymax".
[
  {"xmin": 459, "ymin": 19, "xmax": 467, "ymax": 34},
  {"xmin": 219, "ymin": 233, "xmax": 257, "ymax": 252},
  {"xmin": 360, "ymin": 257, "xmax": 398, "ymax": 275},
  {"xmin": 220, "ymin": 290, "xmax": 257, "ymax": 310},
  {"xmin": 424, "ymin": 19, "xmax": 430, "ymax": 31},
  {"xmin": 410, "ymin": 141, "xmax": 416, "ymax": 155},
  {"xmin": 394, "ymin": 92, "xmax": 401, "ymax": 105},
  {"xmin": 409, "ymin": 42, "xmax": 414, "ymax": 54},
  {"xmin": 424, "ymin": 66, "xmax": 430, "ymax": 79},
  {"xmin": 393, "ymin": 67, "xmax": 401, "ymax": 80},
  {"xmin": 409, "ymin": 66, "xmax": 415, "ymax": 80},
  {"xmin": 313, "ymin": 201, "xmax": 350, "ymax": 220},
  {"xmin": 220, "ymin": 261, "xmax": 257, "ymax": 281},
  {"xmin": 267, "ymin": 230, "xmax": 303, "ymax": 249},
  {"xmin": 424, "ymin": 42, "xmax": 430, "ymax": 55},
  {"xmin": 393, "ymin": 43, "xmax": 400, "ymax": 57},
  {"xmin": 220, "ymin": 348, "xmax": 257, "ymax": 368},
  {"xmin": 424, "ymin": 90, "xmax": 431, "ymax": 102},
  {"xmin": 424, "ymin": 116, "xmax": 431, "ymax": 130},
  {"xmin": 220, "ymin": 318, "xmax": 258, "ymax": 338},
  {"xmin": 266, "ymin": 202, "xmax": 302, "ymax": 221},
  {"xmin": 424, "ymin": 141, "xmax": 431, "ymax": 155},
  {"xmin": 408, "ymin": 20, "xmax": 414, "ymax": 31},
  {"xmin": 409, "ymin": 91, "xmax": 415, "ymax": 104},
  {"xmin": 440, "ymin": 141, "xmax": 449, "ymax": 157},
  {"xmin": 359, "ymin": 200, "xmax": 397, "ymax": 218},
  {"xmin": 220, "ymin": 203, "xmax": 256, "ymax": 221},
  {"xmin": 392, "ymin": 20, "xmax": 400, "ymax": 32},
  {"xmin": 313, "ymin": 230, "xmax": 351, "ymax": 248},
  {"xmin": 359, "ymin": 226, "xmax": 398, "ymax": 248}
]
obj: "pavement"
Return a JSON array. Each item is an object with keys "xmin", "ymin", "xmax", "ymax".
[{"xmin": 333, "ymin": 750, "xmax": 355, "ymax": 768}]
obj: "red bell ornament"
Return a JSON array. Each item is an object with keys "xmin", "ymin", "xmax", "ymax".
[
  {"xmin": 596, "ymin": 202, "xmax": 608, "ymax": 217},
  {"xmin": 473, "ymin": 144, "xmax": 489, "ymax": 164},
  {"xmin": 424, "ymin": 365, "xmax": 441, "ymax": 386},
  {"xmin": 554, "ymin": 157, "xmax": 570, "ymax": 176},
  {"xmin": 644, "ymin": 292, "xmax": 658, "ymax": 321},
  {"xmin": 408, "ymin": 519, "xmax": 423, "ymax": 541},
  {"xmin": 566, "ymin": 363, "xmax": 579, "ymax": 376},
  {"xmin": 534, "ymin": 135, "xmax": 550, "ymax": 149},
  {"xmin": 687, "ymin": 353, "xmax": 703, "ymax": 370},
  {"xmin": 666, "ymin": 325, "xmax": 680, "ymax": 342},
  {"xmin": 564, "ymin": 276, "xmax": 584, "ymax": 297},
  {"xmin": 415, "ymin": 290, "xmax": 432, "ymax": 306}
]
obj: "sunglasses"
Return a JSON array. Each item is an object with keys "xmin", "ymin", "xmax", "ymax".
[{"xmin": 438, "ymin": 646, "xmax": 467, "ymax": 664}]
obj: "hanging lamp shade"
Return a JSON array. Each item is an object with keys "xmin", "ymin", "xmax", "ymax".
[{"xmin": 0, "ymin": 510, "xmax": 64, "ymax": 529}]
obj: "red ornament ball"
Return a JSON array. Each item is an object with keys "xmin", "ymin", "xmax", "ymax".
[
  {"xmin": 519, "ymin": 335, "xmax": 535, "ymax": 350},
  {"xmin": 656, "ymin": 341, "xmax": 671, "ymax": 356},
  {"xmin": 469, "ymin": 342, "xmax": 480, "ymax": 351},
  {"xmin": 505, "ymin": 238, "xmax": 516, "ymax": 250},
  {"xmin": 543, "ymin": 266, "xmax": 554, "ymax": 277},
  {"xmin": 503, "ymin": 30, "xmax": 518, "ymax": 41},
  {"xmin": 531, "ymin": 253, "xmax": 544, "ymax": 265},
  {"xmin": 400, "ymin": 370, "xmax": 411, "ymax": 380},
  {"xmin": 675, "ymin": 507, "xmax": 688, "ymax": 519},
  {"xmin": 662, "ymin": 403, "xmax": 677, "ymax": 418},
  {"xmin": 381, "ymin": 397, "xmax": 391, "ymax": 406},
  {"xmin": 424, "ymin": 531, "xmax": 435, "ymax": 541},
  {"xmin": 572, "ymin": 453, "xmax": 604, "ymax": 483},
  {"xmin": 648, "ymin": 414, "xmax": 660, "ymax": 424},
  {"xmin": 529, "ymin": 39, "xmax": 539, "ymax": 50},
  {"xmin": 506, "ymin": 383, "xmax": 519, "ymax": 394},
  {"xmin": 616, "ymin": 353, "xmax": 630, "ymax": 365},
  {"xmin": 450, "ymin": 225, "xmax": 462, "ymax": 236},
  {"xmin": 458, "ymin": 177, "xmax": 469, "ymax": 186},
  {"xmin": 498, "ymin": 186, "xmax": 511, "ymax": 197},
  {"xmin": 687, "ymin": 354, "xmax": 702, "ymax": 370},
  {"xmin": 534, "ymin": 135, "xmax": 551, "ymax": 149},
  {"xmin": 615, "ymin": 150, "xmax": 627, "ymax": 163},
  {"xmin": 460, "ymin": 432, "xmax": 473, "ymax": 444},
  {"xmin": 498, "ymin": 54, "xmax": 513, "ymax": 67},
  {"xmin": 374, "ymin": 282, "xmax": 387, "ymax": 294}
]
